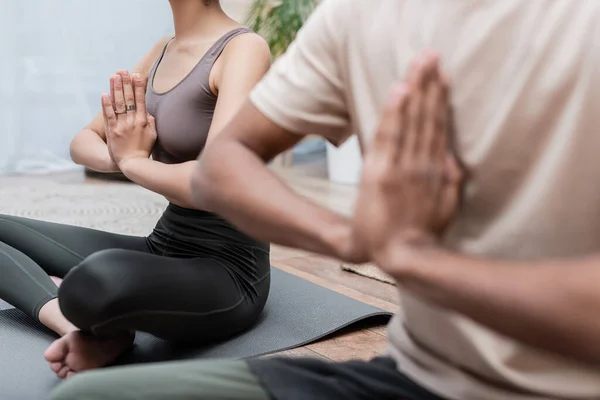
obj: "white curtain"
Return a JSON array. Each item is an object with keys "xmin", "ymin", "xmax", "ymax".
[{"xmin": 0, "ymin": 0, "xmax": 174, "ymax": 174}]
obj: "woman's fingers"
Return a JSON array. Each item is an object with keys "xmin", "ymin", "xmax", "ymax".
[
  {"xmin": 101, "ymin": 94, "xmax": 107, "ymax": 120},
  {"xmin": 112, "ymin": 75, "xmax": 126, "ymax": 116},
  {"xmin": 109, "ymin": 76, "xmax": 116, "ymax": 109},
  {"xmin": 119, "ymin": 71, "xmax": 136, "ymax": 118},
  {"xmin": 101, "ymin": 93, "xmax": 117, "ymax": 133},
  {"xmin": 133, "ymin": 73, "xmax": 148, "ymax": 117}
]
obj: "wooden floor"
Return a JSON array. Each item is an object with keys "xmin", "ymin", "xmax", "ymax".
[
  {"xmin": 264, "ymin": 169, "xmax": 398, "ymax": 361},
  {"xmin": 2, "ymin": 168, "xmax": 398, "ymax": 362}
]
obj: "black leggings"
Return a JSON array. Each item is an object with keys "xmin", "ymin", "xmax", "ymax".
[{"xmin": 0, "ymin": 204, "xmax": 270, "ymax": 343}]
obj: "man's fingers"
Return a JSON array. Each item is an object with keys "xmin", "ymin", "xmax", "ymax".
[
  {"xmin": 446, "ymin": 153, "xmax": 465, "ymax": 184},
  {"xmin": 101, "ymin": 94, "xmax": 117, "ymax": 131},
  {"xmin": 133, "ymin": 73, "xmax": 148, "ymax": 116},
  {"xmin": 371, "ymin": 83, "xmax": 409, "ymax": 162},
  {"xmin": 445, "ymin": 152, "xmax": 467, "ymax": 211},
  {"xmin": 435, "ymin": 73, "xmax": 454, "ymax": 163},
  {"xmin": 113, "ymin": 75, "xmax": 126, "ymax": 116},
  {"xmin": 421, "ymin": 62, "xmax": 444, "ymax": 158},
  {"xmin": 405, "ymin": 53, "xmax": 425, "ymax": 86},
  {"xmin": 403, "ymin": 54, "xmax": 432, "ymax": 157},
  {"xmin": 433, "ymin": 73, "xmax": 450, "ymax": 161}
]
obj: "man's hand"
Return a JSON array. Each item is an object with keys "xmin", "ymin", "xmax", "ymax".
[{"xmin": 352, "ymin": 51, "xmax": 464, "ymax": 273}]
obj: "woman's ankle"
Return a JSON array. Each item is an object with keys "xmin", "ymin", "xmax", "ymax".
[
  {"xmin": 50, "ymin": 276, "xmax": 63, "ymax": 288},
  {"xmin": 38, "ymin": 298, "xmax": 77, "ymax": 337}
]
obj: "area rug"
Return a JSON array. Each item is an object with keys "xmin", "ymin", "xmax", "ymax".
[
  {"xmin": 0, "ymin": 179, "xmax": 167, "ymax": 235},
  {"xmin": 0, "ymin": 178, "xmax": 399, "ymax": 287}
]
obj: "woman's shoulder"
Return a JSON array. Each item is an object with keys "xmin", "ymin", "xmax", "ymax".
[
  {"xmin": 151, "ymin": 35, "xmax": 175, "ymax": 55},
  {"xmin": 145, "ymin": 35, "xmax": 175, "ymax": 65},
  {"xmin": 133, "ymin": 35, "xmax": 175, "ymax": 77},
  {"xmin": 219, "ymin": 28, "xmax": 271, "ymax": 65}
]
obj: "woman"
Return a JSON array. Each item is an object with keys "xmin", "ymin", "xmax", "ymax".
[{"xmin": 0, "ymin": 0, "xmax": 272, "ymax": 379}]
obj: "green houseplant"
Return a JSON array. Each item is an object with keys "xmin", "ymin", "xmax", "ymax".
[
  {"xmin": 244, "ymin": 0, "xmax": 320, "ymax": 168},
  {"xmin": 245, "ymin": 0, "xmax": 361, "ymax": 184},
  {"xmin": 246, "ymin": 0, "xmax": 362, "ymax": 183},
  {"xmin": 245, "ymin": 0, "xmax": 319, "ymax": 59}
]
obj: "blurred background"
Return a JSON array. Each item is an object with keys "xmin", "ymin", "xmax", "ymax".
[{"xmin": 0, "ymin": 0, "xmax": 361, "ymax": 183}]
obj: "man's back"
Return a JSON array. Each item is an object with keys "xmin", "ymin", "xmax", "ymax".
[{"xmin": 250, "ymin": 0, "xmax": 600, "ymax": 398}]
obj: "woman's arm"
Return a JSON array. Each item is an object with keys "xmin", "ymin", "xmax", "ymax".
[
  {"xmin": 70, "ymin": 113, "xmax": 117, "ymax": 172},
  {"xmin": 118, "ymin": 33, "xmax": 272, "ymax": 206},
  {"xmin": 70, "ymin": 36, "xmax": 172, "ymax": 172}
]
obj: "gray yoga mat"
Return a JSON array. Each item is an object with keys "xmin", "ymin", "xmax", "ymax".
[{"xmin": 0, "ymin": 267, "xmax": 392, "ymax": 400}]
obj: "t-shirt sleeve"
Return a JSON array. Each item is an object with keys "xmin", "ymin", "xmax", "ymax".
[{"xmin": 249, "ymin": 0, "xmax": 352, "ymax": 146}]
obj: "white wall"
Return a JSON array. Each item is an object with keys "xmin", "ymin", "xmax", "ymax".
[
  {"xmin": 326, "ymin": 136, "xmax": 363, "ymax": 185},
  {"xmin": 0, "ymin": 0, "xmax": 340, "ymax": 178},
  {"xmin": 0, "ymin": 0, "xmax": 174, "ymax": 174}
]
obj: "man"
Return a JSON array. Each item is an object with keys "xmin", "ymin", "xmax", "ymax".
[{"xmin": 52, "ymin": 0, "xmax": 600, "ymax": 399}]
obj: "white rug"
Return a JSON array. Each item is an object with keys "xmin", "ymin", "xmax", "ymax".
[
  {"xmin": 0, "ymin": 179, "xmax": 397, "ymax": 286},
  {"xmin": 0, "ymin": 179, "xmax": 168, "ymax": 235}
]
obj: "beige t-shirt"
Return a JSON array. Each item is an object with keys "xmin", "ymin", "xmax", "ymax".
[{"xmin": 250, "ymin": 0, "xmax": 600, "ymax": 399}]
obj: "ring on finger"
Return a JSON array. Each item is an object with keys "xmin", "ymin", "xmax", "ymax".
[{"xmin": 126, "ymin": 105, "xmax": 136, "ymax": 112}]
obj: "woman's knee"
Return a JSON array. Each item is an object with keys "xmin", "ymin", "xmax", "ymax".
[{"xmin": 58, "ymin": 249, "xmax": 131, "ymax": 329}]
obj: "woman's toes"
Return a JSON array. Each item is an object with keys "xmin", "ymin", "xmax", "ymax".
[
  {"xmin": 44, "ymin": 336, "xmax": 68, "ymax": 363},
  {"xmin": 50, "ymin": 362, "xmax": 63, "ymax": 373},
  {"xmin": 57, "ymin": 365, "xmax": 71, "ymax": 379}
]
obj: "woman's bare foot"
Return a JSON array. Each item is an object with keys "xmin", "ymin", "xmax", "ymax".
[{"xmin": 44, "ymin": 331, "xmax": 135, "ymax": 379}]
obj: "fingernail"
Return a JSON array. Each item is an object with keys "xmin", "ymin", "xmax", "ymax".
[
  {"xmin": 441, "ymin": 73, "xmax": 451, "ymax": 85},
  {"xmin": 392, "ymin": 83, "xmax": 408, "ymax": 100},
  {"xmin": 122, "ymin": 71, "xmax": 129, "ymax": 77},
  {"xmin": 424, "ymin": 49, "xmax": 438, "ymax": 59}
]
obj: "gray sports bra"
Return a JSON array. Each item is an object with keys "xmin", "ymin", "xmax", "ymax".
[{"xmin": 146, "ymin": 27, "xmax": 252, "ymax": 164}]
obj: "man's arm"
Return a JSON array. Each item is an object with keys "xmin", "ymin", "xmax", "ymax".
[
  {"xmin": 192, "ymin": 101, "xmax": 364, "ymax": 263},
  {"xmin": 390, "ymin": 247, "xmax": 600, "ymax": 365},
  {"xmin": 350, "ymin": 51, "xmax": 600, "ymax": 366},
  {"xmin": 191, "ymin": 0, "xmax": 364, "ymax": 261}
]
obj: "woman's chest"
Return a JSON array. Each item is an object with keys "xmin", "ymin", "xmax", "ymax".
[{"xmin": 146, "ymin": 86, "xmax": 217, "ymax": 163}]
